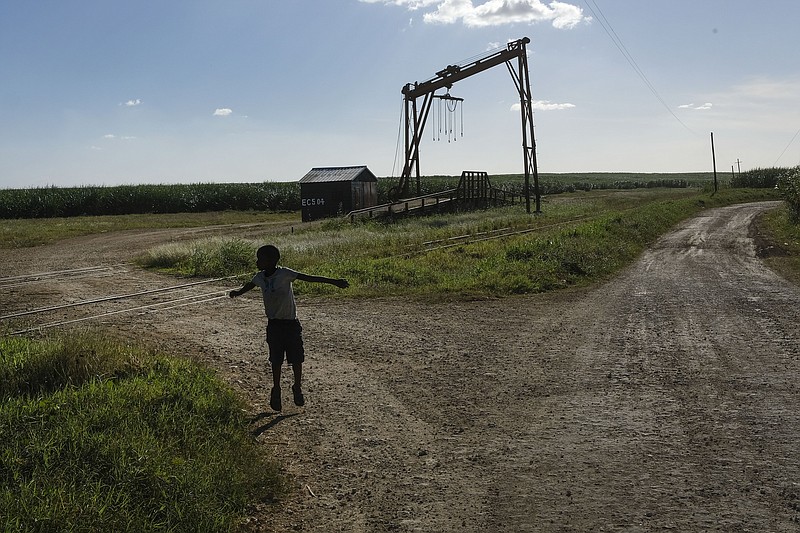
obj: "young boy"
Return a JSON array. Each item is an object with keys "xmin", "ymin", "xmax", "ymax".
[{"xmin": 229, "ymin": 244, "xmax": 349, "ymax": 412}]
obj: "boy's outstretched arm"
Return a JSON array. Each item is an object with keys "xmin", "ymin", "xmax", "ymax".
[
  {"xmin": 229, "ymin": 281, "xmax": 256, "ymax": 298},
  {"xmin": 296, "ymin": 273, "xmax": 349, "ymax": 289}
]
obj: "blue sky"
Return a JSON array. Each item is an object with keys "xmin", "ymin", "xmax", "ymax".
[{"xmin": 2, "ymin": 0, "xmax": 799, "ymax": 188}]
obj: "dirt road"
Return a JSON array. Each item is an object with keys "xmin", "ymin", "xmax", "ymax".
[{"xmin": 2, "ymin": 201, "xmax": 798, "ymax": 531}]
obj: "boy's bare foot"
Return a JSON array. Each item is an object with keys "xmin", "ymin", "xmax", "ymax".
[
  {"xmin": 270, "ymin": 386, "xmax": 282, "ymax": 412},
  {"xmin": 292, "ymin": 384, "xmax": 305, "ymax": 407}
]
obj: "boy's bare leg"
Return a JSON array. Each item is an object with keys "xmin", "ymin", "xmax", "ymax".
[
  {"xmin": 271, "ymin": 362, "xmax": 282, "ymax": 388},
  {"xmin": 270, "ymin": 362, "xmax": 282, "ymax": 411},
  {"xmin": 292, "ymin": 363, "xmax": 302, "ymax": 390},
  {"xmin": 291, "ymin": 363, "xmax": 305, "ymax": 406}
]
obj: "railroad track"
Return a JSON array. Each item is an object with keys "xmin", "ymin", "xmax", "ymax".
[
  {"xmin": 403, "ymin": 215, "xmax": 596, "ymax": 256},
  {"xmin": 0, "ymin": 264, "xmax": 131, "ymax": 290},
  {"xmin": 2, "ymin": 212, "xmax": 619, "ymax": 333},
  {"xmin": 1, "ymin": 265, "xmax": 240, "ymax": 336}
]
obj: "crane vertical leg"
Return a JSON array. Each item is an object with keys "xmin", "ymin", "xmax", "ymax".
[
  {"xmin": 516, "ymin": 42, "xmax": 540, "ymax": 214},
  {"xmin": 398, "ymin": 94, "xmax": 414, "ymax": 199},
  {"xmin": 399, "ymin": 91, "xmax": 435, "ymax": 199}
]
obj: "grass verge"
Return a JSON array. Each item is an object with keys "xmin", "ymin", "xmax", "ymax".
[
  {"xmin": 0, "ymin": 333, "xmax": 286, "ymax": 532},
  {"xmin": 755, "ymin": 204, "xmax": 800, "ymax": 285},
  {"xmin": 138, "ymin": 188, "xmax": 782, "ymax": 299},
  {"xmin": 0, "ymin": 210, "xmax": 296, "ymax": 249}
]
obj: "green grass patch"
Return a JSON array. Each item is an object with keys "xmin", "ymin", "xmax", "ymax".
[
  {"xmin": 0, "ymin": 334, "xmax": 286, "ymax": 532},
  {"xmin": 141, "ymin": 237, "xmax": 257, "ymax": 277},
  {"xmin": 756, "ymin": 205, "xmax": 800, "ymax": 285},
  {"xmin": 138, "ymin": 188, "xmax": 782, "ymax": 299}
]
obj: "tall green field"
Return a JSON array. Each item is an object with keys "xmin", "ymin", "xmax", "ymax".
[
  {"xmin": 776, "ymin": 166, "xmax": 800, "ymax": 221},
  {"xmin": 1, "ymin": 173, "xmax": 714, "ymax": 220},
  {"xmin": 0, "ymin": 182, "xmax": 300, "ymax": 219}
]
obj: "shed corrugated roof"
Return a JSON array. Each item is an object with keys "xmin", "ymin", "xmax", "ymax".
[{"xmin": 299, "ymin": 166, "xmax": 377, "ymax": 183}]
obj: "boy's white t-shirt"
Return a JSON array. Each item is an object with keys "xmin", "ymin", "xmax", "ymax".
[{"xmin": 251, "ymin": 267, "xmax": 299, "ymax": 320}]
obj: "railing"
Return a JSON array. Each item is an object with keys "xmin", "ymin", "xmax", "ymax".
[
  {"xmin": 488, "ymin": 187, "xmax": 522, "ymax": 206},
  {"xmin": 347, "ymin": 189, "xmax": 458, "ymax": 221},
  {"xmin": 346, "ymin": 186, "xmax": 522, "ymax": 222}
]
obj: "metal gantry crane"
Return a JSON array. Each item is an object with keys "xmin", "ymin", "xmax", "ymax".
[{"xmin": 397, "ymin": 37, "xmax": 541, "ymax": 213}]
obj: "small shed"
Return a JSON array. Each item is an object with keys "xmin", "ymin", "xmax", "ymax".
[{"xmin": 299, "ymin": 166, "xmax": 378, "ymax": 222}]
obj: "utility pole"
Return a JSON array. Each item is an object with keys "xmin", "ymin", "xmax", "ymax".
[
  {"xmin": 711, "ymin": 132, "xmax": 718, "ymax": 193},
  {"xmin": 736, "ymin": 158, "xmax": 742, "ymax": 175}
]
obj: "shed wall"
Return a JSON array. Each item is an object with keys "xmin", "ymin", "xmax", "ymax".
[
  {"xmin": 301, "ymin": 182, "xmax": 352, "ymax": 221},
  {"xmin": 352, "ymin": 181, "xmax": 377, "ymax": 211}
]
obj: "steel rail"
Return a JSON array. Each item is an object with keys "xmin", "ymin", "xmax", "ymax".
[
  {"xmin": 145, "ymin": 294, "xmax": 229, "ymax": 312},
  {"xmin": 0, "ymin": 264, "xmax": 130, "ymax": 289},
  {"xmin": 0, "ymin": 264, "xmax": 126, "ymax": 282},
  {"xmin": 0, "ymin": 275, "xmax": 238, "ymax": 320},
  {"xmin": 418, "ymin": 227, "xmax": 513, "ymax": 247},
  {"xmin": 400, "ymin": 216, "xmax": 597, "ymax": 257},
  {"xmin": 9, "ymin": 289, "xmax": 230, "ymax": 336},
  {"xmin": 0, "ymin": 269, "xmax": 124, "ymax": 290},
  {"xmin": 407, "ymin": 203, "xmax": 650, "ymax": 257}
]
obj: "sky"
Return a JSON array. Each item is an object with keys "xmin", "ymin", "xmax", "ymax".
[{"xmin": 2, "ymin": 0, "xmax": 800, "ymax": 188}]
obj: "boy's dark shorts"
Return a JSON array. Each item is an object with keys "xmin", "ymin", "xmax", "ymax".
[{"xmin": 266, "ymin": 319, "xmax": 304, "ymax": 365}]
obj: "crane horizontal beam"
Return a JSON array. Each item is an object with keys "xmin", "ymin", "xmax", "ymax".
[{"xmin": 402, "ymin": 38, "xmax": 530, "ymax": 100}]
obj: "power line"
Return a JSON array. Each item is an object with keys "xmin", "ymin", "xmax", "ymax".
[
  {"xmin": 391, "ymin": 97, "xmax": 405, "ymax": 178},
  {"xmin": 583, "ymin": 0, "xmax": 694, "ymax": 134},
  {"xmin": 774, "ymin": 125, "xmax": 800, "ymax": 166}
]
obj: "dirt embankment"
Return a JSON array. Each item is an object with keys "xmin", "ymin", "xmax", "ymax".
[{"xmin": 2, "ymin": 201, "xmax": 798, "ymax": 532}]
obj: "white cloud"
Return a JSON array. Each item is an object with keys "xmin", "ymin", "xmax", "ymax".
[
  {"xmin": 549, "ymin": 1, "xmax": 589, "ymax": 29},
  {"xmin": 359, "ymin": 0, "xmax": 441, "ymax": 8},
  {"xmin": 361, "ymin": 0, "xmax": 589, "ymax": 28},
  {"xmin": 512, "ymin": 100, "xmax": 575, "ymax": 111},
  {"xmin": 122, "ymin": 99, "xmax": 141, "ymax": 107},
  {"xmin": 678, "ymin": 102, "xmax": 713, "ymax": 110},
  {"xmin": 213, "ymin": 108, "xmax": 233, "ymax": 117},
  {"xmin": 534, "ymin": 99, "xmax": 575, "ymax": 111}
]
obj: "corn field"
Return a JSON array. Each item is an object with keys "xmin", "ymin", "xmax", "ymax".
[
  {"xmin": 2, "ymin": 173, "xmax": 711, "ymax": 220},
  {"xmin": 777, "ymin": 167, "xmax": 800, "ymax": 222},
  {"xmin": 731, "ymin": 167, "xmax": 787, "ymax": 189},
  {"xmin": 0, "ymin": 182, "xmax": 300, "ymax": 219}
]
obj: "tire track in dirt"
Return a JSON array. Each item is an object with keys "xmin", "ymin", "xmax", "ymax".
[{"xmin": 476, "ymin": 201, "xmax": 800, "ymax": 531}]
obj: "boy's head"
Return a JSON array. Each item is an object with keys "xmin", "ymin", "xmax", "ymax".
[{"xmin": 256, "ymin": 245, "xmax": 280, "ymax": 270}]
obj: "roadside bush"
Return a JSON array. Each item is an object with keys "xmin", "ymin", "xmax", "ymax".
[
  {"xmin": 140, "ymin": 237, "xmax": 257, "ymax": 277},
  {"xmin": 732, "ymin": 167, "xmax": 788, "ymax": 188},
  {"xmin": 777, "ymin": 166, "xmax": 800, "ymax": 222}
]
